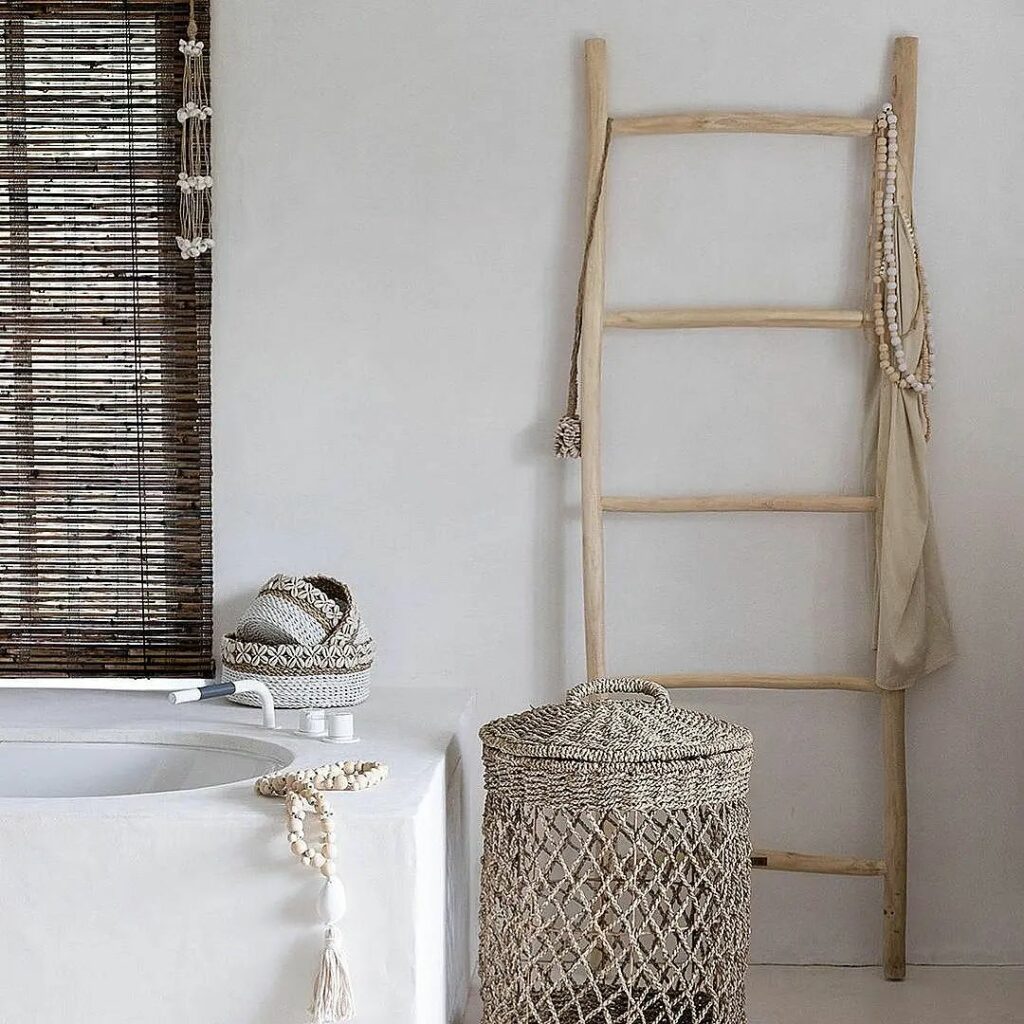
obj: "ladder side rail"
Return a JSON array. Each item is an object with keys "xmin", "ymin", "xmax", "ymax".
[
  {"xmin": 580, "ymin": 39, "xmax": 608, "ymax": 680},
  {"xmin": 881, "ymin": 35, "xmax": 916, "ymax": 983}
]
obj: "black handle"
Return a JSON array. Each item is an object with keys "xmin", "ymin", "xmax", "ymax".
[{"xmin": 196, "ymin": 681, "xmax": 236, "ymax": 700}]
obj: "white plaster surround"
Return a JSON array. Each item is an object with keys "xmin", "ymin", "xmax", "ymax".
[
  {"xmin": 208, "ymin": 0, "xmax": 1023, "ymax": 969},
  {"xmin": 0, "ymin": 686, "xmax": 473, "ymax": 1024}
]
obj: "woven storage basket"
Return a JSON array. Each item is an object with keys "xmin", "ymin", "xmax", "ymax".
[
  {"xmin": 235, "ymin": 573, "xmax": 351, "ymax": 647},
  {"xmin": 224, "ymin": 574, "xmax": 374, "ymax": 709},
  {"xmin": 478, "ymin": 678, "xmax": 754, "ymax": 1024}
]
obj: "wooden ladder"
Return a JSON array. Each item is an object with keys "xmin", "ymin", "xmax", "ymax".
[{"xmin": 576, "ymin": 36, "xmax": 918, "ymax": 980}]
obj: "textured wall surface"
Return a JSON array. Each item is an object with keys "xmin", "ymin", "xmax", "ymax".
[{"xmin": 211, "ymin": 0, "xmax": 1024, "ymax": 965}]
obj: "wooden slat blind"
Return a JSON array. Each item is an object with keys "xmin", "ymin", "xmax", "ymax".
[{"xmin": 0, "ymin": 0, "xmax": 213, "ymax": 677}]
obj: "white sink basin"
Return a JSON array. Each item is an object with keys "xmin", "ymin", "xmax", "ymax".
[{"xmin": 0, "ymin": 730, "xmax": 294, "ymax": 798}]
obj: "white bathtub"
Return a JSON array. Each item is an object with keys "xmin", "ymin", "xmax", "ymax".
[
  {"xmin": 0, "ymin": 730, "xmax": 294, "ymax": 798},
  {"xmin": 0, "ymin": 686, "xmax": 473, "ymax": 1024}
]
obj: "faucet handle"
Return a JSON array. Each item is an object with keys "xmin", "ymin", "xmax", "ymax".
[
  {"xmin": 168, "ymin": 680, "xmax": 278, "ymax": 730},
  {"xmin": 169, "ymin": 682, "xmax": 235, "ymax": 704}
]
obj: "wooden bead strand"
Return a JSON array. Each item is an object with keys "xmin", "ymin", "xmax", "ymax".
[
  {"xmin": 869, "ymin": 103, "xmax": 935, "ymax": 420},
  {"xmin": 256, "ymin": 760, "xmax": 388, "ymax": 878}
]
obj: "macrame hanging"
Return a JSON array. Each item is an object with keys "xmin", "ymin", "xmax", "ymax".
[{"xmin": 176, "ymin": 0, "xmax": 213, "ymax": 258}]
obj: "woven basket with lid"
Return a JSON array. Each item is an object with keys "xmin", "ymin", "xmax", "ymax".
[{"xmin": 478, "ymin": 678, "xmax": 753, "ymax": 1024}]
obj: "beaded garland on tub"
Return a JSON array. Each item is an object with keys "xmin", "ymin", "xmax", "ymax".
[{"xmin": 256, "ymin": 760, "xmax": 389, "ymax": 1024}]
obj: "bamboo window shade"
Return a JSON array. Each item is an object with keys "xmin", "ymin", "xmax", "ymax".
[{"xmin": 0, "ymin": 0, "xmax": 213, "ymax": 677}]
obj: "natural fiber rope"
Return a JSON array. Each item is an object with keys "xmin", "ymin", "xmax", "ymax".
[
  {"xmin": 187, "ymin": 0, "xmax": 197, "ymax": 41},
  {"xmin": 554, "ymin": 117, "xmax": 613, "ymax": 459}
]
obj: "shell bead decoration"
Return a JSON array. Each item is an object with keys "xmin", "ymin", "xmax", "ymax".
[{"xmin": 175, "ymin": 25, "xmax": 213, "ymax": 258}]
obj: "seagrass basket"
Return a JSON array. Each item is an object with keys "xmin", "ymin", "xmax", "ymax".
[
  {"xmin": 224, "ymin": 574, "xmax": 374, "ymax": 708},
  {"xmin": 478, "ymin": 678, "xmax": 753, "ymax": 1024}
]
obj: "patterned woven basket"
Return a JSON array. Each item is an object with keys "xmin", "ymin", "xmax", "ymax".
[
  {"xmin": 224, "ymin": 574, "xmax": 374, "ymax": 708},
  {"xmin": 478, "ymin": 678, "xmax": 754, "ymax": 1024}
]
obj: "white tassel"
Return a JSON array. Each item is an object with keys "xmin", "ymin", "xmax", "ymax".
[
  {"xmin": 310, "ymin": 878, "xmax": 354, "ymax": 1022},
  {"xmin": 310, "ymin": 926, "xmax": 355, "ymax": 1023}
]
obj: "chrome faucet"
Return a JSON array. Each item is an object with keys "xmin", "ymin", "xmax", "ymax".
[{"xmin": 169, "ymin": 678, "xmax": 277, "ymax": 729}]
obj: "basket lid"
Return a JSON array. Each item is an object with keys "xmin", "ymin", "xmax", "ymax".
[{"xmin": 479, "ymin": 678, "xmax": 752, "ymax": 764}]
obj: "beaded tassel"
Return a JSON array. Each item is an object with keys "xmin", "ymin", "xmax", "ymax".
[
  {"xmin": 175, "ymin": 8, "xmax": 213, "ymax": 259},
  {"xmin": 256, "ymin": 762, "xmax": 388, "ymax": 1023}
]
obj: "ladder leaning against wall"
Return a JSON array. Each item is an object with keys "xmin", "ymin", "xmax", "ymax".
[{"xmin": 573, "ymin": 36, "xmax": 919, "ymax": 980}]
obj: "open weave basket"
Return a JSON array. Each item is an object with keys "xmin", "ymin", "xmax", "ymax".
[
  {"xmin": 224, "ymin": 574, "xmax": 374, "ymax": 709},
  {"xmin": 479, "ymin": 678, "xmax": 754, "ymax": 1024}
]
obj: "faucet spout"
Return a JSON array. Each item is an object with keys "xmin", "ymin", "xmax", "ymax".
[{"xmin": 169, "ymin": 679, "xmax": 277, "ymax": 729}]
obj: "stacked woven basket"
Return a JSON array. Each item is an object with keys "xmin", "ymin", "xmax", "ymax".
[{"xmin": 223, "ymin": 574, "xmax": 374, "ymax": 708}]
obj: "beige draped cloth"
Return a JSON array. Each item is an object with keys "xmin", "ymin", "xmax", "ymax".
[{"xmin": 867, "ymin": 160, "xmax": 955, "ymax": 689}]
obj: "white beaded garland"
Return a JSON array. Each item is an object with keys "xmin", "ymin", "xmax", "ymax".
[
  {"xmin": 255, "ymin": 760, "xmax": 389, "ymax": 881},
  {"xmin": 869, "ymin": 103, "xmax": 935, "ymax": 406}
]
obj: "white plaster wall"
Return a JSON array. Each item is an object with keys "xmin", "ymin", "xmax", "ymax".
[{"xmin": 211, "ymin": 0, "xmax": 1024, "ymax": 966}]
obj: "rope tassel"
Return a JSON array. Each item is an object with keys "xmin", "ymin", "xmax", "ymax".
[
  {"xmin": 554, "ymin": 414, "xmax": 582, "ymax": 459},
  {"xmin": 310, "ymin": 880, "xmax": 355, "ymax": 1023}
]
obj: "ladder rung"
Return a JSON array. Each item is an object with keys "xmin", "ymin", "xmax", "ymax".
[
  {"xmin": 751, "ymin": 848, "xmax": 886, "ymax": 876},
  {"xmin": 612, "ymin": 112, "xmax": 876, "ymax": 137},
  {"xmin": 648, "ymin": 673, "xmax": 879, "ymax": 693},
  {"xmin": 604, "ymin": 307, "xmax": 865, "ymax": 330},
  {"xmin": 602, "ymin": 495, "xmax": 878, "ymax": 514}
]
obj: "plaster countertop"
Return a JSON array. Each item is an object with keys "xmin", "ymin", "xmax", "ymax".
[{"xmin": 0, "ymin": 684, "xmax": 475, "ymax": 819}]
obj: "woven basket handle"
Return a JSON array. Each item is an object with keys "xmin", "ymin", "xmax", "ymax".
[{"xmin": 566, "ymin": 677, "xmax": 671, "ymax": 707}]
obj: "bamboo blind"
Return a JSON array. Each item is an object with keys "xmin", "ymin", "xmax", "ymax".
[{"xmin": 0, "ymin": 0, "xmax": 213, "ymax": 677}]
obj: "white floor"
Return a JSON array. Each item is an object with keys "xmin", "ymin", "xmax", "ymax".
[{"xmin": 465, "ymin": 966, "xmax": 1024, "ymax": 1023}]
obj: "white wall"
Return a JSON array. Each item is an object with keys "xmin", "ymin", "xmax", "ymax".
[{"xmin": 211, "ymin": 0, "xmax": 1024, "ymax": 966}]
